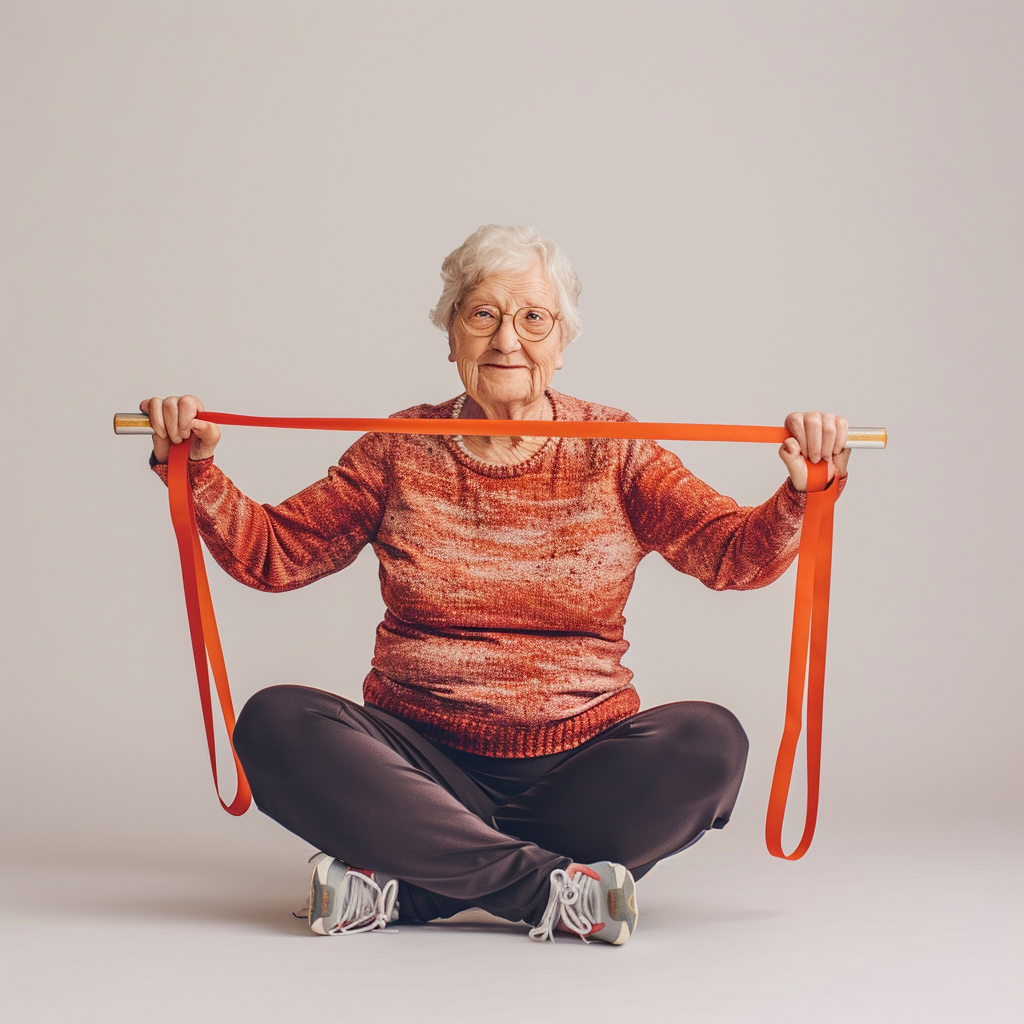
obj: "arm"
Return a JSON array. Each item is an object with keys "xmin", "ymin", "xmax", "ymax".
[
  {"xmin": 150, "ymin": 432, "xmax": 390, "ymax": 592},
  {"xmin": 622, "ymin": 437, "xmax": 846, "ymax": 591}
]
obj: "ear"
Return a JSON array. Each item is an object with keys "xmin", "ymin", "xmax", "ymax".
[
  {"xmin": 552, "ymin": 325, "xmax": 569, "ymax": 370},
  {"xmin": 447, "ymin": 334, "xmax": 457, "ymax": 362},
  {"xmin": 554, "ymin": 331, "xmax": 566, "ymax": 370}
]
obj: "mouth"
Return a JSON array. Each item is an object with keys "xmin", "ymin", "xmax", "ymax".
[{"xmin": 480, "ymin": 364, "xmax": 529, "ymax": 370}]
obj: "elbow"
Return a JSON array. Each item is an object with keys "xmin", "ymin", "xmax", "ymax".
[
  {"xmin": 233, "ymin": 564, "xmax": 329, "ymax": 593},
  {"xmin": 703, "ymin": 555, "xmax": 794, "ymax": 592},
  {"xmin": 704, "ymin": 573, "xmax": 761, "ymax": 593},
  {"xmin": 215, "ymin": 549, "xmax": 326, "ymax": 593},
  {"xmin": 222, "ymin": 570, "xmax": 298, "ymax": 594},
  {"xmin": 708, "ymin": 559, "xmax": 792, "ymax": 592},
  {"xmin": 709, "ymin": 574, "xmax": 773, "ymax": 593}
]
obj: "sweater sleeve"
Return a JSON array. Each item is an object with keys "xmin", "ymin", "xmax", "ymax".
[
  {"xmin": 622, "ymin": 436, "xmax": 847, "ymax": 591},
  {"xmin": 148, "ymin": 432, "xmax": 390, "ymax": 592}
]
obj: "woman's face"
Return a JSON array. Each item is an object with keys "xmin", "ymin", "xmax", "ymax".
[{"xmin": 448, "ymin": 262, "xmax": 564, "ymax": 410}]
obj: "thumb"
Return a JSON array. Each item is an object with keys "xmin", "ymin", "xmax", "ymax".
[
  {"xmin": 779, "ymin": 437, "xmax": 807, "ymax": 491},
  {"xmin": 188, "ymin": 419, "xmax": 221, "ymax": 459}
]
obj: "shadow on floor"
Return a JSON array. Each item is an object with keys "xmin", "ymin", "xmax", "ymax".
[{"xmin": 1, "ymin": 862, "xmax": 781, "ymax": 937}]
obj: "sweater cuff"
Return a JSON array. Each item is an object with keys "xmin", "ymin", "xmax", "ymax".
[
  {"xmin": 782, "ymin": 471, "xmax": 847, "ymax": 502},
  {"xmin": 149, "ymin": 450, "xmax": 215, "ymax": 485}
]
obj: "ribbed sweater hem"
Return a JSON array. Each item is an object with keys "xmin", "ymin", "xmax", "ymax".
[{"xmin": 361, "ymin": 678, "xmax": 642, "ymax": 758}]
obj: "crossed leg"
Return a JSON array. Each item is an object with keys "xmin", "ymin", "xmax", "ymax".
[
  {"xmin": 494, "ymin": 701, "xmax": 749, "ymax": 878},
  {"xmin": 232, "ymin": 686, "xmax": 748, "ymax": 926}
]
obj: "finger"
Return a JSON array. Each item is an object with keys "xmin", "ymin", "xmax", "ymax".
[
  {"xmin": 834, "ymin": 416, "xmax": 849, "ymax": 456},
  {"xmin": 195, "ymin": 421, "xmax": 222, "ymax": 459},
  {"xmin": 178, "ymin": 395, "xmax": 200, "ymax": 440},
  {"xmin": 779, "ymin": 438, "xmax": 807, "ymax": 491},
  {"xmin": 804, "ymin": 411, "xmax": 823, "ymax": 463},
  {"xmin": 834, "ymin": 448, "xmax": 851, "ymax": 476},
  {"xmin": 146, "ymin": 397, "xmax": 167, "ymax": 439},
  {"xmin": 779, "ymin": 437, "xmax": 802, "ymax": 466},
  {"xmin": 163, "ymin": 396, "xmax": 183, "ymax": 444},
  {"xmin": 821, "ymin": 414, "xmax": 837, "ymax": 463},
  {"xmin": 191, "ymin": 419, "xmax": 219, "ymax": 446},
  {"xmin": 785, "ymin": 412, "xmax": 807, "ymax": 454}
]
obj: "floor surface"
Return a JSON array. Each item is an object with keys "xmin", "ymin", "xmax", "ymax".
[{"xmin": 2, "ymin": 825, "xmax": 1020, "ymax": 1023}]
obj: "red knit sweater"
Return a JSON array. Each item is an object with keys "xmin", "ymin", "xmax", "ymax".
[{"xmin": 151, "ymin": 389, "xmax": 844, "ymax": 757}]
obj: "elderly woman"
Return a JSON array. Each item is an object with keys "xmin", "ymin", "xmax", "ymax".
[{"xmin": 143, "ymin": 224, "xmax": 849, "ymax": 945}]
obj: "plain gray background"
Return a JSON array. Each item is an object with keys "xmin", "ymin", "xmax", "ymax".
[{"xmin": 1, "ymin": 0, "xmax": 1020, "ymax": 895}]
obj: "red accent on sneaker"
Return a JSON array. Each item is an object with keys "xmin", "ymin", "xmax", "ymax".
[
  {"xmin": 555, "ymin": 919, "xmax": 606, "ymax": 938},
  {"xmin": 567, "ymin": 863, "xmax": 601, "ymax": 881}
]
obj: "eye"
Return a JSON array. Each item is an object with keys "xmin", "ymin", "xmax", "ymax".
[{"xmin": 517, "ymin": 308, "xmax": 553, "ymax": 334}]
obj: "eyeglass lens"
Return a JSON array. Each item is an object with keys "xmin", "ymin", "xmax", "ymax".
[{"xmin": 460, "ymin": 305, "xmax": 556, "ymax": 341}]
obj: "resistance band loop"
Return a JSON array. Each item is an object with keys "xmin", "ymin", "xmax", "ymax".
[{"xmin": 167, "ymin": 413, "xmax": 838, "ymax": 858}]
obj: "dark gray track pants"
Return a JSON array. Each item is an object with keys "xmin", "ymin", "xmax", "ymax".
[{"xmin": 232, "ymin": 686, "xmax": 749, "ymax": 926}]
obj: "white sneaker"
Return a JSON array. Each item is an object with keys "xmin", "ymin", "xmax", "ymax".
[
  {"xmin": 529, "ymin": 861, "xmax": 638, "ymax": 945},
  {"xmin": 307, "ymin": 855, "xmax": 399, "ymax": 935}
]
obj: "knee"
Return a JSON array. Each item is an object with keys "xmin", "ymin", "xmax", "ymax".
[
  {"xmin": 658, "ymin": 700, "xmax": 747, "ymax": 748},
  {"xmin": 655, "ymin": 701, "xmax": 749, "ymax": 782},
  {"xmin": 695, "ymin": 701, "xmax": 749, "ymax": 759},
  {"xmin": 233, "ymin": 684, "xmax": 313, "ymax": 769}
]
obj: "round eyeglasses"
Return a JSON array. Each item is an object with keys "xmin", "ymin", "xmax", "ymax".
[{"xmin": 455, "ymin": 303, "xmax": 559, "ymax": 342}]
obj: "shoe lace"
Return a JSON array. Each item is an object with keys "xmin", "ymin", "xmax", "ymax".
[
  {"xmin": 528, "ymin": 867, "xmax": 599, "ymax": 943},
  {"xmin": 328, "ymin": 870, "xmax": 400, "ymax": 934}
]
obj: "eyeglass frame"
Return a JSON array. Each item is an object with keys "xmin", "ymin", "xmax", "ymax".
[{"xmin": 453, "ymin": 301, "xmax": 561, "ymax": 343}]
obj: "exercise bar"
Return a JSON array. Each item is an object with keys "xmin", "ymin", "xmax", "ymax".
[{"xmin": 113, "ymin": 412, "xmax": 887, "ymax": 448}]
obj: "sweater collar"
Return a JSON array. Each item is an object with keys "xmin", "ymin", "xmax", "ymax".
[{"xmin": 441, "ymin": 388, "xmax": 562, "ymax": 478}]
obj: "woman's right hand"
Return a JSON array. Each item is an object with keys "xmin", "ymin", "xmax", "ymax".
[{"xmin": 141, "ymin": 395, "xmax": 221, "ymax": 464}]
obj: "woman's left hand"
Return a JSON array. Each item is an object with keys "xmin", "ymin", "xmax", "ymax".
[{"xmin": 779, "ymin": 412, "xmax": 850, "ymax": 492}]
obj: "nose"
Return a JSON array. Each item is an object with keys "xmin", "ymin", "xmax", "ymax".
[{"xmin": 489, "ymin": 314, "xmax": 522, "ymax": 354}]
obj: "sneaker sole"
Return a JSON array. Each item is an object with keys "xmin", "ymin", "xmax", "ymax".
[
  {"xmin": 599, "ymin": 862, "xmax": 637, "ymax": 945},
  {"xmin": 309, "ymin": 856, "xmax": 342, "ymax": 935}
]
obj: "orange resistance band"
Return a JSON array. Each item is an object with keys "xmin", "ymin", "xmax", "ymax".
[{"xmin": 166, "ymin": 413, "xmax": 838, "ymax": 859}]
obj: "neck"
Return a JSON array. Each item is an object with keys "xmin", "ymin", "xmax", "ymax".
[
  {"xmin": 457, "ymin": 391, "xmax": 553, "ymax": 465},
  {"xmin": 461, "ymin": 392, "xmax": 551, "ymax": 423}
]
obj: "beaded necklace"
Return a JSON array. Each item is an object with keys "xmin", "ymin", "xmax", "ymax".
[{"xmin": 451, "ymin": 392, "xmax": 552, "ymax": 466}]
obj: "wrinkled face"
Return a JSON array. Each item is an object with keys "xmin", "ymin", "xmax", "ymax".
[{"xmin": 447, "ymin": 261, "xmax": 564, "ymax": 409}]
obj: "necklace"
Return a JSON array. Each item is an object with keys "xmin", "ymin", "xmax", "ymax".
[{"xmin": 451, "ymin": 393, "xmax": 552, "ymax": 466}]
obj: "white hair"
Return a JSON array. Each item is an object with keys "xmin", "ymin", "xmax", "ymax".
[{"xmin": 429, "ymin": 225, "xmax": 582, "ymax": 345}]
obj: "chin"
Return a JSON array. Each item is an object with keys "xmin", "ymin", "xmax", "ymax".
[{"xmin": 477, "ymin": 379, "xmax": 532, "ymax": 399}]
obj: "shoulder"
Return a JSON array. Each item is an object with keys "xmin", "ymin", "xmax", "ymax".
[
  {"xmin": 547, "ymin": 389, "xmax": 659, "ymax": 481},
  {"xmin": 338, "ymin": 395, "xmax": 461, "ymax": 469},
  {"xmin": 342, "ymin": 395, "xmax": 459, "ymax": 457},
  {"xmin": 550, "ymin": 391, "xmax": 686, "ymax": 490},
  {"xmin": 548, "ymin": 389, "xmax": 636, "ymax": 424},
  {"xmin": 387, "ymin": 395, "xmax": 460, "ymax": 421}
]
